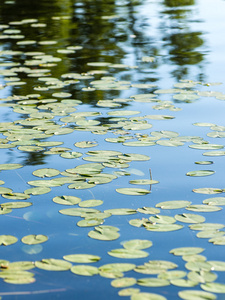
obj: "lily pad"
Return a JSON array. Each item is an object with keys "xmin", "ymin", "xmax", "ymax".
[
  {"xmin": 88, "ymin": 225, "xmax": 120, "ymax": 241},
  {"xmin": 116, "ymin": 188, "xmax": 150, "ymax": 195},
  {"xmin": 21, "ymin": 235, "xmax": 48, "ymax": 245},
  {"xmin": 201, "ymin": 282, "xmax": 225, "ymax": 293},
  {"xmin": 137, "ymin": 278, "xmax": 170, "ymax": 287},
  {"xmin": 53, "ymin": 195, "xmax": 81, "ymax": 205},
  {"xmin": 155, "ymin": 201, "xmax": 191, "ymax": 209},
  {"xmin": 122, "ymin": 239, "xmax": 153, "ymax": 250},
  {"xmin": 63, "ymin": 254, "xmax": 101, "ymax": 263},
  {"xmin": 32, "ymin": 168, "xmax": 60, "ymax": 178},
  {"xmin": 170, "ymin": 247, "xmax": 204, "ymax": 256},
  {"xmin": 0, "ymin": 235, "xmax": 18, "ymax": 246},
  {"xmin": 131, "ymin": 292, "xmax": 167, "ymax": 300},
  {"xmin": 186, "ymin": 170, "xmax": 215, "ymax": 177},
  {"xmin": 111, "ymin": 277, "xmax": 137, "ymax": 288},
  {"xmin": 108, "ymin": 249, "xmax": 149, "ymax": 259},
  {"xmin": 178, "ymin": 290, "xmax": 216, "ymax": 300},
  {"xmin": 35, "ymin": 259, "xmax": 72, "ymax": 271},
  {"xmin": 70, "ymin": 265, "xmax": 99, "ymax": 276}
]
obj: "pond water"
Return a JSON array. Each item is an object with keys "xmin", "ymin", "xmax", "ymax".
[{"xmin": 1, "ymin": 0, "xmax": 225, "ymax": 299}]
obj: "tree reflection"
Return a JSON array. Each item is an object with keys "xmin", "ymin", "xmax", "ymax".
[{"xmin": 162, "ymin": 0, "xmax": 205, "ymax": 80}]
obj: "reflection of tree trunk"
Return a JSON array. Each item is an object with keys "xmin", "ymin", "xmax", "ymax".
[{"xmin": 164, "ymin": 0, "xmax": 194, "ymax": 7}]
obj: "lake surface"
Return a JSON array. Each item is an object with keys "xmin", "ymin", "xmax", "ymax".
[{"xmin": 1, "ymin": 0, "xmax": 225, "ymax": 299}]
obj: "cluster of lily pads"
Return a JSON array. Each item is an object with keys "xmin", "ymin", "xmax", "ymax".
[{"xmin": 1, "ymin": 13, "xmax": 225, "ymax": 300}]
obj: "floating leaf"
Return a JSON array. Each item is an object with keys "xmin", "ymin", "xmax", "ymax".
[
  {"xmin": 0, "ymin": 235, "xmax": 18, "ymax": 246},
  {"xmin": 118, "ymin": 288, "xmax": 140, "ymax": 296},
  {"xmin": 209, "ymin": 236, "xmax": 225, "ymax": 245},
  {"xmin": 178, "ymin": 290, "xmax": 216, "ymax": 300},
  {"xmin": 77, "ymin": 219, "xmax": 104, "ymax": 227},
  {"xmin": 53, "ymin": 195, "xmax": 81, "ymax": 205},
  {"xmin": 175, "ymin": 213, "xmax": 205, "ymax": 224},
  {"xmin": 116, "ymin": 188, "xmax": 150, "ymax": 195},
  {"xmin": 63, "ymin": 254, "xmax": 101, "ymax": 263},
  {"xmin": 129, "ymin": 180, "xmax": 159, "ymax": 185},
  {"xmin": 122, "ymin": 239, "xmax": 153, "ymax": 250},
  {"xmin": 149, "ymin": 215, "xmax": 176, "ymax": 224},
  {"xmin": 78, "ymin": 200, "xmax": 103, "ymax": 208},
  {"xmin": 201, "ymin": 282, "xmax": 225, "ymax": 293},
  {"xmin": 171, "ymin": 279, "xmax": 198, "ymax": 287},
  {"xmin": 32, "ymin": 168, "xmax": 60, "ymax": 178},
  {"xmin": 21, "ymin": 235, "xmax": 48, "ymax": 245},
  {"xmin": 131, "ymin": 292, "xmax": 167, "ymax": 300},
  {"xmin": 192, "ymin": 188, "xmax": 223, "ymax": 194},
  {"xmin": 24, "ymin": 187, "xmax": 51, "ymax": 195},
  {"xmin": 108, "ymin": 249, "xmax": 149, "ymax": 259},
  {"xmin": 111, "ymin": 277, "xmax": 137, "ymax": 288},
  {"xmin": 88, "ymin": 225, "xmax": 120, "ymax": 241},
  {"xmin": 0, "ymin": 163, "xmax": 23, "ymax": 170},
  {"xmin": 137, "ymin": 207, "xmax": 160, "ymax": 214},
  {"xmin": 189, "ymin": 223, "xmax": 224, "ymax": 231},
  {"xmin": 170, "ymin": 247, "xmax": 204, "ymax": 256},
  {"xmin": 208, "ymin": 261, "xmax": 225, "ymax": 271},
  {"xmin": 145, "ymin": 223, "xmax": 183, "ymax": 232},
  {"xmin": 71, "ymin": 265, "xmax": 99, "ymax": 276},
  {"xmin": 189, "ymin": 144, "xmax": 224, "ymax": 150},
  {"xmin": 137, "ymin": 278, "xmax": 170, "ymax": 287},
  {"xmin": 2, "ymin": 193, "xmax": 30, "ymax": 200},
  {"xmin": 186, "ymin": 170, "xmax": 215, "ymax": 177},
  {"xmin": 155, "ymin": 201, "xmax": 191, "ymax": 209},
  {"xmin": 1, "ymin": 202, "xmax": 32, "ymax": 209},
  {"xmin": 35, "ymin": 259, "xmax": 72, "ymax": 271},
  {"xmin": 158, "ymin": 270, "xmax": 186, "ymax": 280},
  {"xmin": 203, "ymin": 197, "xmax": 225, "ymax": 206},
  {"xmin": 134, "ymin": 260, "xmax": 178, "ymax": 275},
  {"xmin": 104, "ymin": 208, "xmax": 137, "ymax": 215},
  {"xmin": 99, "ymin": 263, "xmax": 135, "ymax": 273},
  {"xmin": 75, "ymin": 141, "xmax": 98, "ymax": 148},
  {"xmin": 186, "ymin": 205, "xmax": 221, "ymax": 212}
]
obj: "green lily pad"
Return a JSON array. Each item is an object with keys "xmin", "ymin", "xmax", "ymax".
[
  {"xmin": 108, "ymin": 249, "xmax": 149, "ymax": 259},
  {"xmin": 122, "ymin": 239, "xmax": 153, "ymax": 250},
  {"xmin": 137, "ymin": 278, "xmax": 170, "ymax": 287},
  {"xmin": 2, "ymin": 193, "xmax": 30, "ymax": 200},
  {"xmin": 145, "ymin": 223, "xmax": 183, "ymax": 232},
  {"xmin": 189, "ymin": 223, "xmax": 224, "ymax": 231},
  {"xmin": 118, "ymin": 288, "xmax": 140, "ymax": 296},
  {"xmin": 171, "ymin": 279, "xmax": 198, "ymax": 287},
  {"xmin": 137, "ymin": 207, "xmax": 160, "ymax": 214},
  {"xmin": 32, "ymin": 168, "xmax": 60, "ymax": 178},
  {"xmin": 131, "ymin": 292, "xmax": 167, "ymax": 300},
  {"xmin": 0, "ymin": 235, "xmax": 18, "ymax": 246},
  {"xmin": 186, "ymin": 170, "xmax": 215, "ymax": 177},
  {"xmin": 186, "ymin": 205, "xmax": 221, "ymax": 212},
  {"xmin": 77, "ymin": 219, "xmax": 104, "ymax": 227},
  {"xmin": 59, "ymin": 207, "xmax": 100, "ymax": 217},
  {"xmin": 0, "ymin": 163, "xmax": 23, "ymax": 170},
  {"xmin": 189, "ymin": 144, "xmax": 224, "ymax": 150},
  {"xmin": 24, "ymin": 187, "xmax": 51, "ymax": 195},
  {"xmin": 201, "ymin": 282, "xmax": 225, "ymax": 293},
  {"xmin": 35, "ymin": 259, "xmax": 72, "ymax": 271},
  {"xmin": 88, "ymin": 225, "xmax": 120, "ymax": 241},
  {"xmin": 63, "ymin": 254, "xmax": 101, "ymax": 263},
  {"xmin": 53, "ymin": 195, "xmax": 81, "ymax": 205},
  {"xmin": 155, "ymin": 201, "xmax": 191, "ymax": 209},
  {"xmin": 192, "ymin": 188, "xmax": 223, "ymax": 194},
  {"xmin": 111, "ymin": 277, "xmax": 137, "ymax": 288},
  {"xmin": 170, "ymin": 247, "xmax": 204, "ymax": 256},
  {"xmin": 208, "ymin": 261, "xmax": 225, "ymax": 271},
  {"xmin": 116, "ymin": 188, "xmax": 150, "ymax": 195},
  {"xmin": 70, "ymin": 265, "xmax": 99, "ymax": 276},
  {"xmin": 99, "ymin": 263, "xmax": 135, "ymax": 273},
  {"xmin": 75, "ymin": 141, "xmax": 98, "ymax": 148},
  {"xmin": 79, "ymin": 200, "xmax": 103, "ymax": 208},
  {"xmin": 203, "ymin": 197, "xmax": 225, "ymax": 206},
  {"xmin": 209, "ymin": 236, "xmax": 225, "ymax": 245},
  {"xmin": 149, "ymin": 215, "xmax": 176, "ymax": 224},
  {"xmin": 175, "ymin": 213, "xmax": 205, "ymax": 223},
  {"xmin": 1, "ymin": 202, "xmax": 32, "ymax": 209},
  {"xmin": 21, "ymin": 234, "xmax": 48, "ymax": 245},
  {"xmin": 104, "ymin": 208, "xmax": 137, "ymax": 215},
  {"xmin": 129, "ymin": 179, "xmax": 159, "ymax": 185},
  {"xmin": 178, "ymin": 290, "xmax": 216, "ymax": 300},
  {"xmin": 134, "ymin": 260, "xmax": 178, "ymax": 275}
]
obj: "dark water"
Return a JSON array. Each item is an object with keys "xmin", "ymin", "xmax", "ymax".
[{"xmin": 1, "ymin": 0, "xmax": 225, "ymax": 299}]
